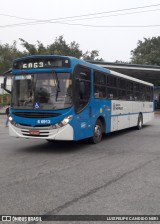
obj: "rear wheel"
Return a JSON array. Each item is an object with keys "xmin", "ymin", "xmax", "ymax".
[
  {"xmin": 91, "ymin": 119, "xmax": 103, "ymax": 144},
  {"xmin": 137, "ymin": 114, "xmax": 143, "ymax": 130}
]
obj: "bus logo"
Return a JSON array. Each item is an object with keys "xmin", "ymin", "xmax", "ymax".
[{"xmin": 81, "ymin": 122, "xmax": 86, "ymax": 128}]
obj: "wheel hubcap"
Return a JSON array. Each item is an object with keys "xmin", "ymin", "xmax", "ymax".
[
  {"xmin": 139, "ymin": 119, "xmax": 142, "ymax": 128},
  {"xmin": 94, "ymin": 124, "xmax": 102, "ymax": 138}
]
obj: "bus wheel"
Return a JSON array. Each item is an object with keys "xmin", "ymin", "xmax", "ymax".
[
  {"xmin": 46, "ymin": 139, "xmax": 55, "ymax": 143},
  {"xmin": 137, "ymin": 114, "xmax": 143, "ymax": 130},
  {"xmin": 91, "ymin": 119, "xmax": 103, "ymax": 144}
]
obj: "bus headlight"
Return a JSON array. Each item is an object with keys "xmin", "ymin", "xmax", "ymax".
[
  {"xmin": 61, "ymin": 115, "xmax": 72, "ymax": 125},
  {"xmin": 9, "ymin": 116, "xmax": 19, "ymax": 127},
  {"xmin": 9, "ymin": 116, "xmax": 13, "ymax": 122},
  {"xmin": 9, "ymin": 116, "xmax": 14, "ymax": 125},
  {"xmin": 51, "ymin": 115, "xmax": 72, "ymax": 129}
]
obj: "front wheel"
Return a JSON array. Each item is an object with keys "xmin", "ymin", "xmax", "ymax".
[
  {"xmin": 46, "ymin": 139, "xmax": 55, "ymax": 143},
  {"xmin": 91, "ymin": 119, "xmax": 103, "ymax": 144}
]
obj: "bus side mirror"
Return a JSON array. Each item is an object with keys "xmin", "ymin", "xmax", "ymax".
[
  {"xmin": 1, "ymin": 83, "xmax": 5, "ymax": 89},
  {"xmin": 1, "ymin": 76, "xmax": 7, "ymax": 90},
  {"xmin": 1, "ymin": 69, "xmax": 12, "ymax": 94}
]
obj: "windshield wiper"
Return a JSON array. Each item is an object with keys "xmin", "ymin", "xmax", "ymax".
[{"xmin": 52, "ymin": 71, "xmax": 61, "ymax": 101}]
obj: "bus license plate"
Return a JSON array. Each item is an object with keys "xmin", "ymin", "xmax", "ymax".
[{"xmin": 29, "ymin": 130, "xmax": 40, "ymax": 135}]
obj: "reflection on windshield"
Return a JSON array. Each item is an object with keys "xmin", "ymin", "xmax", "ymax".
[{"xmin": 11, "ymin": 73, "xmax": 72, "ymax": 110}]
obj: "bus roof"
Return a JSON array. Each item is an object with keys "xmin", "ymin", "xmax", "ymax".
[
  {"xmin": 13, "ymin": 55, "xmax": 153, "ymax": 86},
  {"xmin": 110, "ymin": 70, "xmax": 153, "ymax": 87},
  {"xmin": 77, "ymin": 59, "xmax": 153, "ymax": 87}
]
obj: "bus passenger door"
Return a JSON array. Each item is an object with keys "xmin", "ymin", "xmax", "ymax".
[{"xmin": 73, "ymin": 65, "xmax": 92, "ymax": 140}]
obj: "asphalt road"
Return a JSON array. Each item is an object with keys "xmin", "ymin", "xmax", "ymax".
[{"xmin": 0, "ymin": 114, "xmax": 160, "ymax": 223}]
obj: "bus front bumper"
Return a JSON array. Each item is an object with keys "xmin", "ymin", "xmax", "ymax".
[{"xmin": 9, "ymin": 123, "xmax": 74, "ymax": 140}]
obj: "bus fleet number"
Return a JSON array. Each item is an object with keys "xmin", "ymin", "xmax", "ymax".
[{"xmin": 37, "ymin": 120, "xmax": 51, "ymax": 124}]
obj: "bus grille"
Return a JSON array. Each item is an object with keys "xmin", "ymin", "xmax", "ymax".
[
  {"xmin": 12, "ymin": 112, "xmax": 61, "ymax": 118},
  {"xmin": 21, "ymin": 130, "xmax": 49, "ymax": 137}
]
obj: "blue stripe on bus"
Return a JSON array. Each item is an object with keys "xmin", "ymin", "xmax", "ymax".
[{"xmin": 111, "ymin": 111, "xmax": 154, "ymax": 117}]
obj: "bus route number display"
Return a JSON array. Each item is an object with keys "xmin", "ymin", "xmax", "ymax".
[
  {"xmin": 22, "ymin": 61, "xmax": 44, "ymax": 69},
  {"xmin": 13, "ymin": 58, "xmax": 70, "ymax": 69}
]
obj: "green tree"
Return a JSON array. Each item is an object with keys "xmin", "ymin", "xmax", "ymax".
[
  {"xmin": 47, "ymin": 36, "xmax": 82, "ymax": 58},
  {"xmin": 115, "ymin": 60, "xmax": 130, "ymax": 64},
  {"xmin": 0, "ymin": 41, "xmax": 23, "ymax": 73},
  {"xmin": 82, "ymin": 50, "xmax": 103, "ymax": 61},
  {"xmin": 0, "ymin": 36, "xmax": 103, "ymax": 73},
  {"xmin": 20, "ymin": 38, "xmax": 41, "ymax": 55},
  {"xmin": 19, "ymin": 36, "xmax": 102, "ymax": 60},
  {"xmin": 131, "ymin": 37, "xmax": 160, "ymax": 65}
]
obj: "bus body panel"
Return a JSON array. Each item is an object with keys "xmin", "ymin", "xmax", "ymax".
[
  {"xmin": 73, "ymin": 106, "xmax": 93, "ymax": 140},
  {"xmin": 73, "ymin": 99, "xmax": 112, "ymax": 141},
  {"xmin": 95, "ymin": 99, "xmax": 112, "ymax": 133},
  {"xmin": 111, "ymin": 100, "xmax": 154, "ymax": 132}
]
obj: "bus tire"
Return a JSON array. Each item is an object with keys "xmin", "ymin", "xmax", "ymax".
[
  {"xmin": 137, "ymin": 114, "xmax": 143, "ymax": 130},
  {"xmin": 46, "ymin": 139, "xmax": 55, "ymax": 143},
  {"xmin": 91, "ymin": 119, "xmax": 103, "ymax": 144}
]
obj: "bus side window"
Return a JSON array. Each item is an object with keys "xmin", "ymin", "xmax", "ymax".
[
  {"xmin": 126, "ymin": 81, "xmax": 134, "ymax": 100},
  {"xmin": 74, "ymin": 65, "xmax": 91, "ymax": 113},
  {"xmin": 107, "ymin": 87, "xmax": 117, "ymax": 99},
  {"xmin": 106, "ymin": 75, "xmax": 118, "ymax": 100},
  {"xmin": 117, "ymin": 78, "xmax": 127, "ymax": 100},
  {"xmin": 94, "ymin": 71, "xmax": 106, "ymax": 99}
]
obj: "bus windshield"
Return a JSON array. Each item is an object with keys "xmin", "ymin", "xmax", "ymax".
[{"xmin": 11, "ymin": 73, "xmax": 72, "ymax": 110}]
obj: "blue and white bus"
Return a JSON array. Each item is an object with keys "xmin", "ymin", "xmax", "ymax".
[{"xmin": 2, "ymin": 55, "xmax": 154, "ymax": 143}]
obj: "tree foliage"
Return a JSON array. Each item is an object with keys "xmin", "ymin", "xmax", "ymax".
[
  {"xmin": 19, "ymin": 36, "xmax": 83, "ymax": 58},
  {"xmin": 82, "ymin": 50, "xmax": 103, "ymax": 61},
  {"xmin": 0, "ymin": 41, "xmax": 23, "ymax": 73},
  {"xmin": 0, "ymin": 36, "xmax": 103, "ymax": 73},
  {"xmin": 131, "ymin": 37, "xmax": 160, "ymax": 65}
]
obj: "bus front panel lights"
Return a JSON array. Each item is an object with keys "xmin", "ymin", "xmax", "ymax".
[
  {"xmin": 9, "ymin": 116, "xmax": 19, "ymax": 127},
  {"xmin": 9, "ymin": 116, "xmax": 13, "ymax": 122},
  {"xmin": 51, "ymin": 115, "xmax": 73, "ymax": 129}
]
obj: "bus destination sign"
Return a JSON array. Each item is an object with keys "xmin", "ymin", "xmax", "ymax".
[{"xmin": 13, "ymin": 57, "xmax": 70, "ymax": 69}]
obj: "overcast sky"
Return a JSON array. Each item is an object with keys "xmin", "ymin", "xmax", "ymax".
[{"xmin": 0, "ymin": 0, "xmax": 160, "ymax": 62}]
